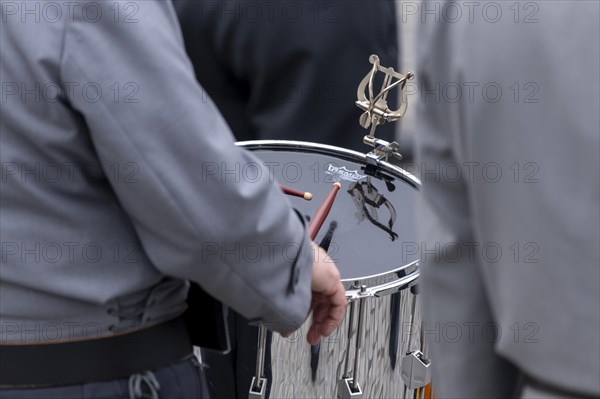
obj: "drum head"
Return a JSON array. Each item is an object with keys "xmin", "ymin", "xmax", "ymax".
[{"xmin": 239, "ymin": 141, "xmax": 419, "ymax": 287}]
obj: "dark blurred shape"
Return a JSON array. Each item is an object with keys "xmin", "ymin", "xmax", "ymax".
[{"xmin": 174, "ymin": 0, "xmax": 398, "ymax": 152}]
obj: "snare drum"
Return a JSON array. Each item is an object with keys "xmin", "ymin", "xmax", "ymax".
[{"xmin": 237, "ymin": 140, "xmax": 429, "ymax": 399}]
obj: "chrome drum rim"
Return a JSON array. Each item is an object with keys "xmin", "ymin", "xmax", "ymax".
[{"xmin": 237, "ymin": 140, "xmax": 421, "ymax": 298}]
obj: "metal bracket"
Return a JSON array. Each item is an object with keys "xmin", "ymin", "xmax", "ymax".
[
  {"xmin": 338, "ymin": 286, "xmax": 369, "ymax": 398},
  {"xmin": 248, "ymin": 377, "xmax": 267, "ymax": 399},
  {"xmin": 337, "ymin": 377, "xmax": 363, "ymax": 399},
  {"xmin": 364, "ymin": 136, "xmax": 403, "ymax": 166},
  {"xmin": 248, "ymin": 326, "xmax": 268, "ymax": 399},
  {"xmin": 356, "ymin": 54, "xmax": 414, "ymax": 164},
  {"xmin": 400, "ymin": 350, "xmax": 432, "ymax": 390}
]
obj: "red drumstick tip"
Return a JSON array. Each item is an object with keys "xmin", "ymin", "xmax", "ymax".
[
  {"xmin": 333, "ymin": 182, "xmax": 342, "ymax": 189},
  {"xmin": 303, "ymin": 192, "xmax": 313, "ymax": 200}
]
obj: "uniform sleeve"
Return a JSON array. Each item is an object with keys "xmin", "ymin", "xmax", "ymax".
[{"xmin": 59, "ymin": 0, "xmax": 312, "ymax": 332}]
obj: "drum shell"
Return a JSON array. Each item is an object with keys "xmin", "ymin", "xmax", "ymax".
[
  {"xmin": 238, "ymin": 140, "xmax": 424, "ymax": 398},
  {"xmin": 269, "ymin": 290, "xmax": 424, "ymax": 398}
]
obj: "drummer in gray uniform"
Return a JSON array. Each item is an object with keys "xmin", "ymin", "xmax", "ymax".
[
  {"xmin": 172, "ymin": 1, "xmax": 399, "ymax": 397},
  {"xmin": 415, "ymin": 1, "xmax": 599, "ymax": 397},
  {"xmin": 0, "ymin": 1, "xmax": 346, "ymax": 398}
]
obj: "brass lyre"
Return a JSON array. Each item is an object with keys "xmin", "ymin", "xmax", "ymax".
[{"xmin": 356, "ymin": 54, "xmax": 414, "ymax": 164}]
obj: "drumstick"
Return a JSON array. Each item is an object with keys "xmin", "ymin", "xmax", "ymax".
[
  {"xmin": 279, "ymin": 184, "xmax": 313, "ymax": 201},
  {"xmin": 308, "ymin": 182, "xmax": 342, "ymax": 240}
]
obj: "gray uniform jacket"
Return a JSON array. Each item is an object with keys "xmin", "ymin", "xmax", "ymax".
[
  {"xmin": 0, "ymin": 0, "xmax": 312, "ymax": 343},
  {"xmin": 415, "ymin": 1, "xmax": 599, "ymax": 397}
]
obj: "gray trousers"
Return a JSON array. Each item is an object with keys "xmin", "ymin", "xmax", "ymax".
[
  {"xmin": 521, "ymin": 385, "xmax": 567, "ymax": 399},
  {"xmin": 521, "ymin": 384, "xmax": 598, "ymax": 399},
  {"xmin": 0, "ymin": 355, "xmax": 208, "ymax": 399}
]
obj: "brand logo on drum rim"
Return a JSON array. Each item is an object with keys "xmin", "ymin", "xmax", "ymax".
[{"xmin": 325, "ymin": 164, "xmax": 366, "ymax": 182}]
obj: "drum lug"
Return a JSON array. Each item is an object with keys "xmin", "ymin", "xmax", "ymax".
[
  {"xmin": 337, "ymin": 377, "xmax": 363, "ymax": 399},
  {"xmin": 249, "ymin": 326, "xmax": 268, "ymax": 399},
  {"xmin": 248, "ymin": 377, "xmax": 267, "ymax": 399},
  {"xmin": 346, "ymin": 286, "xmax": 374, "ymax": 301},
  {"xmin": 401, "ymin": 350, "xmax": 432, "ymax": 390},
  {"xmin": 339, "ymin": 286, "xmax": 368, "ymax": 399}
]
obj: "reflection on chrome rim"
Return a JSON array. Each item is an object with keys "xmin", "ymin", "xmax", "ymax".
[
  {"xmin": 236, "ymin": 140, "xmax": 421, "ymax": 188},
  {"xmin": 237, "ymin": 140, "xmax": 421, "ymax": 297}
]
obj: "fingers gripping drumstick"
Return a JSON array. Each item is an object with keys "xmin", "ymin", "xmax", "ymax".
[
  {"xmin": 306, "ymin": 183, "xmax": 345, "ymax": 347},
  {"xmin": 308, "ymin": 182, "xmax": 342, "ymax": 240},
  {"xmin": 279, "ymin": 184, "xmax": 313, "ymax": 201}
]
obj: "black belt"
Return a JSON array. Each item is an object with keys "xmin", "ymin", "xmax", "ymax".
[{"xmin": 0, "ymin": 316, "xmax": 192, "ymax": 388}]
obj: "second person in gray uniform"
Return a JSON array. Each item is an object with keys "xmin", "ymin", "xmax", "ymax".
[{"xmin": 415, "ymin": 1, "xmax": 600, "ymax": 397}]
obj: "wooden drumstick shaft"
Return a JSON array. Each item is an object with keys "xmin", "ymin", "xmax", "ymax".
[
  {"xmin": 308, "ymin": 182, "xmax": 342, "ymax": 240},
  {"xmin": 279, "ymin": 184, "xmax": 313, "ymax": 201}
]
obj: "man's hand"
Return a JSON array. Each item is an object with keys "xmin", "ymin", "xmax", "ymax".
[{"xmin": 306, "ymin": 243, "xmax": 347, "ymax": 345}]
